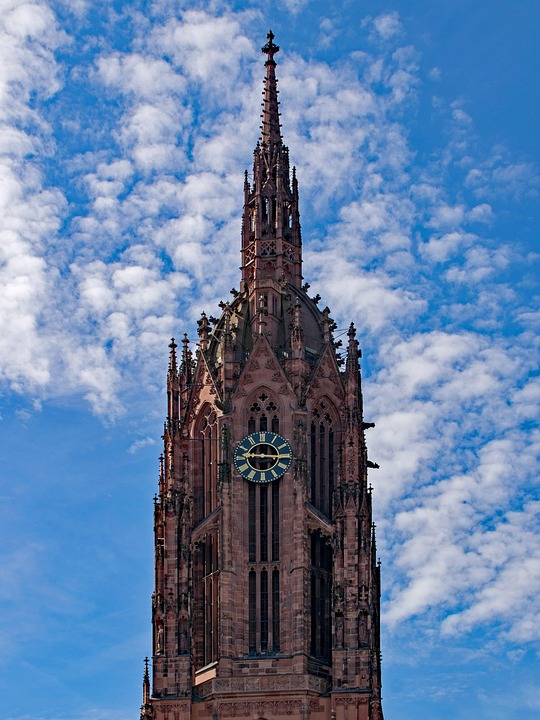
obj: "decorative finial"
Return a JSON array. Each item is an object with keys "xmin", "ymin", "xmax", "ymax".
[
  {"xmin": 168, "ymin": 337, "xmax": 178, "ymax": 373},
  {"xmin": 142, "ymin": 656, "xmax": 150, "ymax": 706},
  {"xmin": 180, "ymin": 333, "xmax": 193, "ymax": 384},
  {"xmin": 262, "ymin": 29, "xmax": 280, "ymax": 64}
]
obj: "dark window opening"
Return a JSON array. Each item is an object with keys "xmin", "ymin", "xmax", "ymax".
[
  {"xmin": 271, "ymin": 482, "xmax": 280, "ymax": 561},
  {"xmin": 260, "ymin": 485, "xmax": 268, "ymax": 562},
  {"xmin": 272, "ymin": 569, "xmax": 280, "ymax": 651},
  {"xmin": 309, "ymin": 403, "xmax": 336, "ymax": 519},
  {"xmin": 260, "ymin": 569, "xmax": 268, "ymax": 651},
  {"xmin": 249, "ymin": 484, "xmax": 256, "ymax": 562},
  {"xmin": 310, "ymin": 531, "xmax": 332, "ymax": 662},
  {"xmin": 249, "ymin": 570, "xmax": 257, "ymax": 653}
]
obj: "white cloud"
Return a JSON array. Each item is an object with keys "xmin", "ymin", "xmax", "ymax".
[
  {"xmin": 427, "ymin": 203, "xmax": 466, "ymax": 229},
  {"xmin": 0, "ymin": 0, "xmax": 66, "ymax": 391},
  {"xmin": 280, "ymin": 0, "xmax": 310, "ymax": 14},
  {"xmin": 97, "ymin": 53, "xmax": 186, "ymax": 98},
  {"xmin": 149, "ymin": 11, "xmax": 253, "ymax": 93},
  {"xmin": 468, "ymin": 203, "xmax": 494, "ymax": 224},
  {"xmin": 371, "ymin": 12, "xmax": 402, "ymax": 41},
  {"xmin": 0, "ymin": 1, "xmax": 537, "ymax": 653},
  {"xmin": 367, "ymin": 325, "xmax": 538, "ymax": 642},
  {"xmin": 420, "ymin": 231, "xmax": 476, "ymax": 263},
  {"xmin": 128, "ymin": 436, "xmax": 156, "ymax": 453}
]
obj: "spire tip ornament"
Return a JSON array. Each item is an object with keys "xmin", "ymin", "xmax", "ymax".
[{"xmin": 262, "ymin": 29, "xmax": 280, "ymax": 64}]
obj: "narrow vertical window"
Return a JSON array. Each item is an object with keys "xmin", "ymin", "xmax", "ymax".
[
  {"xmin": 260, "ymin": 485, "xmax": 268, "ymax": 562},
  {"xmin": 205, "ymin": 426, "xmax": 213, "ymax": 516},
  {"xmin": 200, "ymin": 533, "xmax": 219, "ymax": 667},
  {"xmin": 249, "ymin": 570, "xmax": 257, "ymax": 653},
  {"xmin": 205, "ymin": 576, "xmax": 213, "ymax": 663},
  {"xmin": 260, "ymin": 569, "xmax": 268, "ymax": 651},
  {"xmin": 310, "ymin": 530, "xmax": 331, "ymax": 662},
  {"xmin": 271, "ymin": 482, "xmax": 280, "ymax": 561},
  {"xmin": 319, "ymin": 424, "xmax": 326, "ymax": 515},
  {"xmin": 193, "ymin": 545, "xmax": 205, "ymax": 666},
  {"xmin": 309, "ymin": 402, "xmax": 337, "ymax": 520},
  {"xmin": 243, "ymin": 393, "xmax": 283, "ymax": 657},
  {"xmin": 194, "ymin": 406, "xmax": 218, "ymax": 524},
  {"xmin": 249, "ymin": 484, "xmax": 256, "ymax": 562},
  {"xmin": 310, "ymin": 422, "xmax": 317, "ymax": 504},
  {"xmin": 199, "ymin": 438, "xmax": 205, "ymax": 522},
  {"xmin": 329, "ymin": 429, "xmax": 334, "ymax": 518},
  {"xmin": 310, "ymin": 570, "xmax": 317, "ymax": 656},
  {"xmin": 272, "ymin": 569, "xmax": 280, "ymax": 651}
]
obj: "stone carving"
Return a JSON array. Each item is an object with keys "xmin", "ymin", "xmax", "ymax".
[{"xmin": 156, "ymin": 621, "xmax": 164, "ymax": 654}]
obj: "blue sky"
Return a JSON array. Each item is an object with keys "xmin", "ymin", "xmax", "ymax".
[{"xmin": 0, "ymin": 1, "xmax": 539, "ymax": 719}]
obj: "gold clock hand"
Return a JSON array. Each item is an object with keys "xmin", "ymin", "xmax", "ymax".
[
  {"xmin": 242, "ymin": 451, "xmax": 291, "ymax": 459},
  {"xmin": 243, "ymin": 451, "xmax": 276, "ymax": 459}
]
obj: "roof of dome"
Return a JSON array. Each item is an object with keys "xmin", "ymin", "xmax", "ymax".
[{"xmin": 203, "ymin": 283, "xmax": 329, "ymax": 374}]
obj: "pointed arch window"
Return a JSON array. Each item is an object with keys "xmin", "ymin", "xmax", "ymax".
[
  {"xmin": 247, "ymin": 393, "xmax": 280, "ymax": 436},
  {"xmin": 309, "ymin": 400, "xmax": 336, "ymax": 519},
  {"xmin": 194, "ymin": 405, "xmax": 218, "ymax": 524},
  {"xmin": 245, "ymin": 392, "xmax": 281, "ymax": 655}
]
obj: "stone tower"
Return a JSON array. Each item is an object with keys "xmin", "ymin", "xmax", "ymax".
[{"xmin": 141, "ymin": 32, "xmax": 384, "ymax": 720}]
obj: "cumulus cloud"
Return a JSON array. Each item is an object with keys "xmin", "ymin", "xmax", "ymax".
[
  {"xmin": 128, "ymin": 436, "xmax": 157, "ymax": 453},
  {"xmin": 0, "ymin": 1, "xmax": 538, "ymax": 652},
  {"xmin": 370, "ymin": 12, "xmax": 403, "ymax": 41},
  {"xmin": 0, "ymin": 0, "xmax": 66, "ymax": 391},
  {"xmin": 368, "ymin": 328, "xmax": 539, "ymax": 641}
]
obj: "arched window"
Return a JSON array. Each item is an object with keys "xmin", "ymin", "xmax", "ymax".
[
  {"xmin": 245, "ymin": 391, "xmax": 281, "ymax": 655},
  {"xmin": 309, "ymin": 400, "xmax": 336, "ymax": 519},
  {"xmin": 193, "ymin": 405, "xmax": 218, "ymax": 525},
  {"xmin": 247, "ymin": 392, "xmax": 279, "ymax": 435}
]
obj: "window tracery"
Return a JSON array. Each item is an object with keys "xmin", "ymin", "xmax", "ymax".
[
  {"xmin": 309, "ymin": 399, "xmax": 337, "ymax": 519},
  {"xmin": 245, "ymin": 391, "xmax": 281, "ymax": 655},
  {"xmin": 194, "ymin": 404, "xmax": 218, "ymax": 524},
  {"xmin": 247, "ymin": 392, "xmax": 280, "ymax": 434}
]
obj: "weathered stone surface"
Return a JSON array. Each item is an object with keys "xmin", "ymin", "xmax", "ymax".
[{"xmin": 140, "ymin": 32, "xmax": 383, "ymax": 720}]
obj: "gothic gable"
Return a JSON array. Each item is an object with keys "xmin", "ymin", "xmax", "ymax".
[
  {"xmin": 233, "ymin": 333, "xmax": 293, "ymax": 402},
  {"xmin": 305, "ymin": 343, "xmax": 345, "ymax": 405}
]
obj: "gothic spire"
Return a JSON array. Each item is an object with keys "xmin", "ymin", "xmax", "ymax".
[
  {"xmin": 168, "ymin": 337, "xmax": 178, "ymax": 374},
  {"xmin": 180, "ymin": 333, "xmax": 192, "ymax": 385},
  {"xmin": 140, "ymin": 657, "xmax": 152, "ymax": 719},
  {"xmin": 261, "ymin": 30, "xmax": 281, "ymax": 145},
  {"xmin": 345, "ymin": 322, "xmax": 360, "ymax": 374},
  {"xmin": 241, "ymin": 32, "xmax": 302, "ymax": 293},
  {"xmin": 143, "ymin": 657, "xmax": 150, "ymax": 704}
]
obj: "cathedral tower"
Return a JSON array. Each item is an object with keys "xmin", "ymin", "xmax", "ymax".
[{"xmin": 141, "ymin": 32, "xmax": 384, "ymax": 720}]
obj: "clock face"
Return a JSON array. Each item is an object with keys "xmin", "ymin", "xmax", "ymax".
[{"xmin": 234, "ymin": 431, "xmax": 293, "ymax": 483}]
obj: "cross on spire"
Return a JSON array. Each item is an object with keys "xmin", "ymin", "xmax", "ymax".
[{"xmin": 262, "ymin": 29, "xmax": 279, "ymax": 65}]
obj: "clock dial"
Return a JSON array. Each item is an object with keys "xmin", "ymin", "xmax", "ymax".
[{"xmin": 234, "ymin": 431, "xmax": 292, "ymax": 483}]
